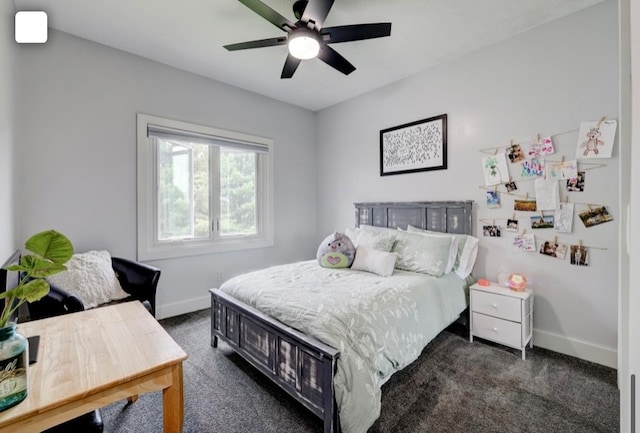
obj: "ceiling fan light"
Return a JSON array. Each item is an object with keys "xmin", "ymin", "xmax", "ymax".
[{"xmin": 288, "ymin": 35, "xmax": 320, "ymax": 60}]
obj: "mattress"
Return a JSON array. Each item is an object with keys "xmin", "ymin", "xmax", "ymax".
[{"xmin": 219, "ymin": 260, "xmax": 469, "ymax": 433}]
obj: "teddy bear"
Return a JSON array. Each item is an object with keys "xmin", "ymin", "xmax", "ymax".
[{"xmin": 316, "ymin": 232, "xmax": 355, "ymax": 268}]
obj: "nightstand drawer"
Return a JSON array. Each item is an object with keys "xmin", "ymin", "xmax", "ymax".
[
  {"xmin": 472, "ymin": 312, "xmax": 522, "ymax": 347},
  {"xmin": 472, "ymin": 290, "xmax": 521, "ymax": 322}
]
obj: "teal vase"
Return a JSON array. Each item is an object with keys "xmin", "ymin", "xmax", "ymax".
[{"xmin": 0, "ymin": 324, "xmax": 28, "ymax": 411}]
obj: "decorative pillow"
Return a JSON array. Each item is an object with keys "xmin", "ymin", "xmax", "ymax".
[
  {"xmin": 403, "ymin": 227, "xmax": 458, "ymax": 274},
  {"xmin": 356, "ymin": 227, "xmax": 396, "ymax": 252},
  {"xmin": 391, "ymin": 230, "xmax": 454, "ymax": 277},
  {"xmin": 351, "ymin": 247, "xmax": 398, "ymax": 277},
  {"xmin": 344, "ymin": 227, "xmax": 361, "ymax": 246},
  {"xmin": 406, "ymin": 225, "xmax": 479, "ymax": 279},
  {"xmin": 316, "ymin": 232, "xmax": 356, "ymax": 268},
  {"xmin": 46, "ymin": 250, "xmax": 129, "ymax": 308}
]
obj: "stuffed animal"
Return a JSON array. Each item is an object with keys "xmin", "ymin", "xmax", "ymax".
[{"xmin": 316, "ymin": 232, "xmax": 355, "ymax": 268}]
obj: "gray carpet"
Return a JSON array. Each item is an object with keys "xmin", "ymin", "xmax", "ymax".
[{"xmin": 102, "ymin": 309, "xmax": 618, "ymax": 433}]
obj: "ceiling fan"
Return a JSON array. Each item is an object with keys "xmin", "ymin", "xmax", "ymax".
[{"xmin": 224, "ymin": 0, "xmax": 392, "ymax": 79}]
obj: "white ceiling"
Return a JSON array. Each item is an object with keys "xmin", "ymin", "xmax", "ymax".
[{"xmin": 14, "ymin": 0, "xmax": 605, "ymax": 111}]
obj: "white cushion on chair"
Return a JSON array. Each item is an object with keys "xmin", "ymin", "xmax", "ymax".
[{"xmin": 46, "ymin": 250, "xmax": 129, "ymax": 308}]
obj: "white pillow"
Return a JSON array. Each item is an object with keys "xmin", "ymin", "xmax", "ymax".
[
  {"xmin": 46, "ymin": 250, "xmax": 129, "ymax": 308},
  {"xmin": 354, "ymin": 227, "xmax": 396, "ymax": 252},
  {"xmin": 406, "ymin": 225, "xmax": 479, "ymax": 279},
  {"xmin": 344, "ymin": 227, "xmax": 361, "ymax": 246},
  {"xmin": 392, "ymin": 231, "xmax": 454, "ymax": 277},
  {"xmin": 351, "ymin": 247, "xmax": 397, "ymax": 277}
]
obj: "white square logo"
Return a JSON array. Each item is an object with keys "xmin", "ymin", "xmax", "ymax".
[{"xmin": 15, "ymin": 11, "xmax": 48, "ymax": 44}]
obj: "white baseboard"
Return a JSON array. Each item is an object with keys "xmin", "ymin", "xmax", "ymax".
[
  {"xmin": 533, "ymin": 328, "xmax": 617, "ymax": 369},
  {"xmin": 156, "ymin": 295, "xmax": 211, "ymax": 320}
]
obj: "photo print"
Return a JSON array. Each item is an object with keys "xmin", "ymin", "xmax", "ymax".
[
  {"xmin": 539, "ymin": 240, "xmax": 567, "ymax": 259},
  {"xmin": 570, "ymin": 245, "xmax": 589, "ymax": 266},
  {"xmin": 548, "ymin": 160, "xmax": 578, "ymax": 181},
  {"xmin": 513, "ymin": 233, "xmax": 536, "ymax": 252},
  {"xmin": 579, "ymin": 206, "xmax": 614, "ymax": 228},
  {"xmin": 482, "ymin": 225, "xmax": 501, "ymax": 237},
  {"xmin": 566, "ymin": 171, "xmax": 585, "ymax": 192},
  {"xmin": 482, "ymin": 153, "xmax": 510, "ymax": 186},
  {"xmin": 514, "ymin": 199, "xmax": 537, "ymax": 212},
  {"xmin": 554, "ymin": 202, "xmax": 575, "ymax": 233},
  {"xmin": 505, "ymin": 181, "xmax": 518, "ymax": 192},
  {"xmin": 506, "ymin": 218, "xmax": 519, "ymax": 232},
  {"xmin": 576, "ymin": 119, "xmax": 617, "ymax": 159},
  {"xmin": 524, "ymin": 137, "xmax": 555, "ymax": 158},
  {"xmin": 531, "ymin": 215, "xmax": 555, "ymax": 229},
  {"xmin": 521, "ymin": 158, "xmax": 545, "ymax": 178},
  {"xmin": 507, "ymin": 144, "xmax": 524, "ymax": 163},
  {"xmin": 486, "ymin": 190, "xmax": 500, "ymax": 208}
]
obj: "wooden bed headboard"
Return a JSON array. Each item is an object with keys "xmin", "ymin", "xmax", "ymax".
[{"xmin": 354, "ymin": 201, "xmax": 473, "ymax": 235}]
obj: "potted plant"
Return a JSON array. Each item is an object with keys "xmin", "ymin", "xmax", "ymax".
[{"xmin": 0, "ymin": 229, "xmax": 73, "ymax": 411}]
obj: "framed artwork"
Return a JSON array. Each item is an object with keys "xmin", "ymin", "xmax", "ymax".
[{"xmin": 380, "ymin": 114, "xmax": 447, "ymax": 176}]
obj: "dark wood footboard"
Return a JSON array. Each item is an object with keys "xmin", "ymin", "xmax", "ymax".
[{"xmin": 210, "ymin": 288, "xmax": 341, "ymax": 433}]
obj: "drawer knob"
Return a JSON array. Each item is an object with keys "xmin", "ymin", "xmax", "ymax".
[
  {"xmin": 492, "ymin": 303, "xmax": 498, "ymax": 309},
  {"xmin": 492, "ymin": 327, "xmax": 498, "ymax": 332}
]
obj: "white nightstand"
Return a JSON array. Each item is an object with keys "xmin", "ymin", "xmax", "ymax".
[{"xmin": 469, "ymin": 282, "xmax": 534, "ymax": 360}]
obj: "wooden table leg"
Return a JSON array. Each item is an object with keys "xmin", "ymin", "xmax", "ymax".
[{"xmin": 163, "ymin": 363, "xmax": 184, "ymax": 433}]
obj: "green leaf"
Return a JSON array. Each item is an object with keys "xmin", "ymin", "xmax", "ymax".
[
  {"xmin": 25, "ymin": 230, "xmax": 74, "ymax": 264},
  {"xmin": 13, "ymin": 279, "xmax": 50, "ymax": 302}
]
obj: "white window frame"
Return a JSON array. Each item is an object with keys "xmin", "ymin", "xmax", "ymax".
[{"xmin": 137, "ymin": 113, "xmax": 274, "ymax": 260}]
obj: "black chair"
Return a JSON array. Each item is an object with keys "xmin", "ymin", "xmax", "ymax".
[
  {"xmin": 28, "ymin": 256, "xmax": 161, "ymax": 320},
  {"xmin": 27, "ymin": 256, "xmax": 161, "ymax": 433}
]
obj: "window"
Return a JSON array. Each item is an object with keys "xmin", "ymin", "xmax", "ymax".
[{"xmin": 137, "ymin": 114, "xmax": 273, "ymax": 260}]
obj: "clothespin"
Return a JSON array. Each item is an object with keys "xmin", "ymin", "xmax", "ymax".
[
  {"xmin": 587, "ymin": 204, "xmax": 593, "ymax": 211},
  {"xmin": 564, "ymin": 196, "xmax": 569, "ymax": 204},
  {"xmin": 597, "ymin": 116, "xmax": 606, "ymax": 127},
  {"xmin": 512, "ymin": 213, "xmax": 516, "ymax": 219},
  {"xmin": 536, "ymin": 133, "xmax": 540, "ymax": 142},
  {"xmin": 578, "ymin": 239, "xmax": 583, "ymax": 248},
  {"xmin": 525, "ymin": 192, "xmax": 529, "ymax": 200},
  {"xmin": 561, "ymin": 155, "xmax": 565, "ymax": 163},
  {"xmin": 494, "ymin": 147, "xmax": 498, "ymax": 155},
  {"xmin": 553, "ymin": 236, "xmax": 558, "ymax": 244}
]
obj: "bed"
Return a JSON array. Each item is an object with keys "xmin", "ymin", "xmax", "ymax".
[{"xmin": 210, "ymin": 201, "xmax": 474, "ymax": 433}]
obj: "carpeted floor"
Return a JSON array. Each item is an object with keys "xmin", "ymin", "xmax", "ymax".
[{"xmin": 102, "ymin": 309, "xmax": 618, "ymax": 433}]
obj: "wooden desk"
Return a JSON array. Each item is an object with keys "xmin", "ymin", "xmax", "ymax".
[{"xmin": 0, "ymin": 301, "xmax": 188, "ymax": 433}]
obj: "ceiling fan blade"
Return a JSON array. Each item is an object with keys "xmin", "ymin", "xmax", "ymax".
[
  {"xmin": 224, "ymin": 37, "xmax": 287, "ymax": 51},
  {"xmin": 322, "ymin": 23, "xmax": 392, "ymax": 44},
  {"xmin": 317, "ymin": 44, "xmax": 355, "ymax": 75},
  {"xmin": 238, "ymin": 0, "xmax": 296, "ymax": 31},
  {"xmin": 301, "ymin": 0, "xmax": 335, "ymax": 29},
  {"xmin": 281, "ymin": 54, "xmax": 302, "ymax": 79}
]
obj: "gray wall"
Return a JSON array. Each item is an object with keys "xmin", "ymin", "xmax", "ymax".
[
  {"xmin": 0, "ymin": 2, "xmax": 16, "ymax": 259},
  {"xmin": 16, "ymin": 30, "xmax": 318, "ymax": 318},
  {"xmin": 316, "ymin": 1, "xmax": 619, "ymax": 367}
]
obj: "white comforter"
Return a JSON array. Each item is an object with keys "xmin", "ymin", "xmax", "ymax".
[{"xmin": 220, "ymin": 260, "xmax": 468, "ymax": 433}]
